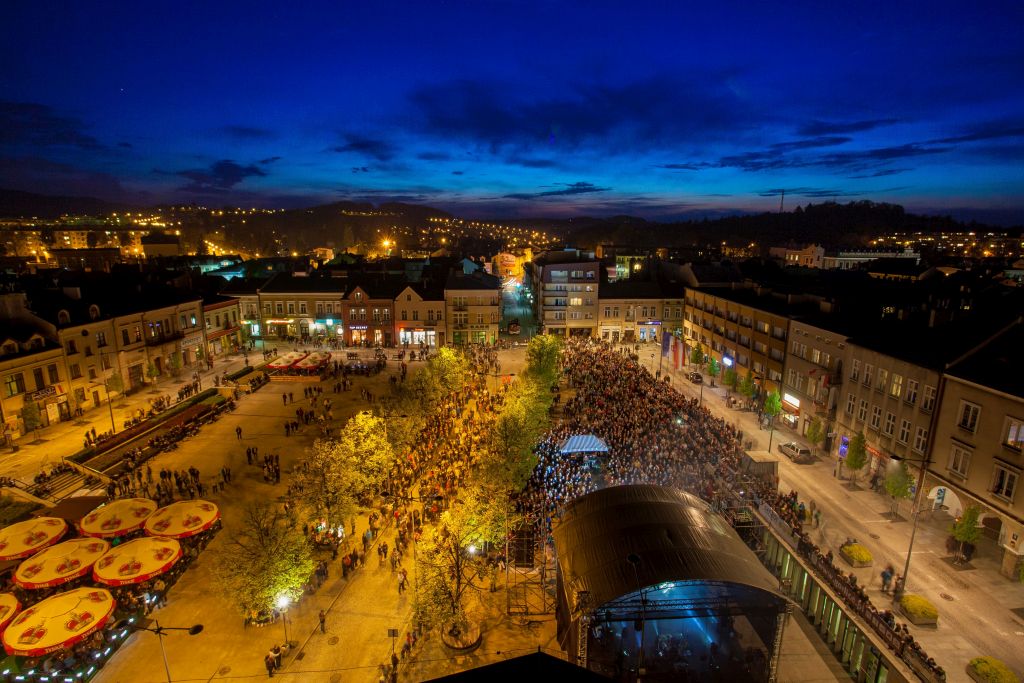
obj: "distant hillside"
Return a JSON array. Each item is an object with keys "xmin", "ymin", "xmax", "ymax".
[{"xmin": 0, "ymin": 188, "xmax": 137, "ymax": 218}]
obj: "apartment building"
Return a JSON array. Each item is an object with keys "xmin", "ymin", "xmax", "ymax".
[
  {"xmin": 203, "ymin": 295, "xmax": 243, "ymax": 360},
  {"xmin": 683, "ymin": 287, "xmax": 793, "ymax": 396},
  {"xmin": 927, "ymin": 325, "xmax": 1024, "ymax": 578},
  {"xmin": 343, "ymin": 281, "xmax": 404, "ymax": 347},
  {"xmin": 782, "ymin": 317, "xmax": 848, "ymax": 444},
  {"xmin": 395, "ymin": 284, "xmax": 446, "ymax": 347},
  {"xmin": 221, "ymin": 278, "xmax": 263, "ymax": 340},
  {"xmin": 0, "ymin": 315, "xmax": 68, "ymax": 442},
  {"xmin": 257, "ymin": 274, "xmax": 347, "ymax": 341},
  {"xmin": 445, "ymin": 270, "xmax": 501, "ymax": 345},
  {"xmin": 531, "ymin": 250, "xmax": 599, "ymax": 337},
  {"xmin": 597, "ymin": 281, "xmax": 674, "ymax": 343}
]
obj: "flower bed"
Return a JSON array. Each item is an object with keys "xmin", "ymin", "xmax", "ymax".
[
  {"xmin": 899, "ymin": 594, "xmax": 938, "ymax": 626},
  {"xmin": 839, "ymin": 542, "xmax": 873, "ymax": 567},
  {"xmin": 967, "ymin": 657, "xmax": 1019, "ymax": 683}
]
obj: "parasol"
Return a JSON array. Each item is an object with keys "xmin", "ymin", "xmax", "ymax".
[
  {"xmin": 143, "ymin": 500, "xmax": 220, "ymax": 539},
  {"xmin": 93, "ymin": 536, "xmax": 182, "ymax": 586},
  {"xmin": 13, "ymin": 538, "xmax": 110, "ymax": 590},
  {"xmin": 79, "ymin": 497, "xmax": 157, "ymax": 538},
  {"xmin": 0, "ymin": 593, "xmax": 20, "ymax": 633},
  {"xmin": 2, "ymin": 587, "xmax": 116, "ymax": 657},
  {"xmin": 0, "ymin": 518, "xmax": 68, "ymax": 561}
]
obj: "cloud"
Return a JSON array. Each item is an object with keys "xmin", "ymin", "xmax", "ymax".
[
  {"xmin": 0, "ymin": 101, "xmax": 102, "ymax": 149},
  {"xmin": 451, "ymin": 171, "xmax": 464, "ymax": 175},
  {"xmin": 659, "ymin": 162, "xmax": 712, "ymax": 170},
  {"xmin": 713, "ymin": 142, "xmax": 949, "ymax": 173},
  {"xmin": 0, "ymin": 155, "xmax": 135, "ymax": 199},
  {"xmin": 416, "ymin": 151, "xmax": 451, "ymax": 161},
  {"xmin": 504, "ymin": 181, "xmax": 610, "ymax": 200},
  {"xmin": 166, "ymin": 159, "xmax": 267, "ymax": 193},
  {"xmin": 758, "ymin": 186, "xmax": 907, "ymax": 198},
  {"xmin": 769, "ymin": 136, "xmax": 851, "ymax": 151},
  {"xmin": 222, "ymin": 125, "xmax": 276, "ymax": 139},
  {"xmin": 351, "ymin": 166, "xmax": 370, "ymax": 173},
  {"xmin": 506, "ymin": 155, "xmax": 558, "ymax": 168},
  {"xmin": 259, "ymin": 156, "xmax": 282, "ymax": 165},
  {"xmin": 797, "ymin": 118, "xmax": 900, "ymax": 136},
  {"xmin": 930, "ymin": 122, "xmax": 1024, "ymax": 144},
  {"xmin": 328, "ymin": 134, "xmax": 395, "ymax": 161},
  {"xmin": 848, "ymin": 168, "xmax": 910, "ymax": 179}
]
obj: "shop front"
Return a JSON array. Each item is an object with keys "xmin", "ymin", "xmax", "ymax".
[
  {"xmin": 34, "ymin": 384, "xmax": 72, "ymax": 428},
  {"xmin": 181, "ymin": 333, "xmax": 205, "ymax": 366},
  {"xmin": 348, "ymin": 324, "xmax": 368, "ymax": 346},
  {"xmin": 398, "ymin": 327, "xmax": 437, "ymax": 347},
  {"xmin": 781, "ymin": 392, "xmax": 801, "ymax": 430},
  {"xmin": 310, "ymin": 318, "xmax": 343, "ymax": 340},
  {"xmin": 599, "ymin": 326, "xmax": 621, "ymax": 342},
  {"xmin": 637, "ymin": 320, "xmax": 661, "ymax": 342}
]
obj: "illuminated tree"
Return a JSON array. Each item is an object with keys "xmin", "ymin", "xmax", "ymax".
[
  {"xmin": 763, "ymin": 390, "xmax": 782, "ymax": 426},
  {"xmin": 805, "ymin": 416, "xmax": 825, "ymax": 455},
  {"xmin": 738, "ymin": 370, "xmax": 755, "ymax": 398},
  {"xmin": 105, "ymin": 372, "xmax": 124, "ymax": 396},
  {"xmin": 482, "ymin": 377, "xmax": 550, "ymax": 492},
  {"xmin": 884, "ymin": 460, "xmax": 914, "ymax": 517},
  {"xmin": 21, "ymin": 402, "xmax": 41, "ymax": 432},
  {"xmin": 844, "ymin": 431, "xmax": 869, "ymax": 483},
  {"xmin": 723, "ymin": 366, "xmax": 738, "ymax": 392},
  {"xmin": 950, "ymin": 506, "xmax": 982, "ymax": 564},
  {"xmin": 215, "ymin": 503, "xmax": 314, "ymax": 618},
  {"xmin": 689, "ymin": 343, "xmax": 705, "ymax": 368},
  {"xmin": 525, "ymin": 334, "xmax": 562, "ymax": 384},
  {"xmin": 706, "ymin": 357, "xmax": 720, "ymax": 386}
]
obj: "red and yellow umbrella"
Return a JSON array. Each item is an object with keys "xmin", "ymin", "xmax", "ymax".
[
  {"xmin": 79, "ymin": 498, "xmax": 157, "ymax": 538},
  {"xmin": 143, "ymin": 500, "xmax": 220, "ymax": 539},
  {"xmin": 2, "ymin": 587, "xmax": 116, "ymax": 657},
  {"xmin": 14, "ymin": 538, "xmax": 111, "ymax": 590},
  {"xmin": 0, "ymin": 593, "xmax": 21, "ymax": 633},
  {"xmin": 93, "ymin": 536, "xmax": 182, "ymax": 586},
  {"xmin": 0, "ymin": 517, "xmax": 68, "ymax": 561}
]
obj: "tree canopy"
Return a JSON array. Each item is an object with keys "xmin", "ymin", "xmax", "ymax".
[{"xmin": 844, "ymin": 431, "xmax": 869, "ymax": 480}]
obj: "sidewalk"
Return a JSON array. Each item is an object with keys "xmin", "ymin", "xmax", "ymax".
[{"xmin": 640, "ymin": 350, "xmax": 1024, "ymax": 680}]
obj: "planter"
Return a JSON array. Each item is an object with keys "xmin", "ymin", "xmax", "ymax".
[
  {"xmin": 440, "ymin": 619, "xmax": 482, "ymax": 653},
  {"xmin": 839, "ymin": 543, "xmax": 873, "ymax": 568},
  {"xmin": 898, "ymin": 594, "xmax": 938, "ymax": 626},
  {"xmin": 967, "ymin": 657, "xmax": 1019, "ymax": 683}
]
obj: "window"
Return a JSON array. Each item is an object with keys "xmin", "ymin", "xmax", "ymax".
[
  {"xmin": 913, "ymin": 426, "xmax": 929, "ymax": 454},
  {"xmin": 264, "ymin": 303, "xmax": 272, "ymax": 315},
  {"xmin": 121, "ymin": 329, "xmax": 130, "ymax": 345},
  {"xmin": 88, "ymin": 367, "xmax": 97, "ymax": 380},
  {"xmin": 949, "ymin": 443, "xmax": 971, "ymax": 478},
  {"xmin": 905, "ymin": 380, "xmax": 918, "ymax": 405},
  {"xmin": 96, "ymin": 331, "xmax": 107, "ymax": 347},
  {"xmin": 883, "ymin": 412, "xmax": 896, "ymax": 436},
  {"xmin": 401, "ymin": 310, "xmax": 408, "ymax": 321},
  {"xmin": 857, "ymin": 399, "xmax": 868, "ymax": 421},
  {"xmin": 876, "ymin": 368, "xmax": 888, "ymax": 392},
  {"xmin": 810, "ymin": 348, "xmax": 820, "ymax": 364},
  {"xmin": 275, "ymin": 303, "xmax": 283, "ymax": 315},
  {"xmin": 890, "ymin": 374, "xmax": 903, "ymax": 398},
  {"xmin": 863, "ymin": 364, "xmax": 873, "ymax": 386},
  {"xmin": 870, "ymin": 405, "xmax": 882, "ymax": 430},
  {"xmin": 287, "ymin": 303, "xmax": 295, "ymax": 315},
  {"xmin": 958, "ymin": 401, "xmax": 980, "ymax": 432},
  {"xmin": 898, "ymin": 419, "xmax": 911, "ymax": 444},
  {"xmin": 1004, "ymin": 417, "xmax": 1024, "ymax": 451},
  {"xmin": 316, "ymin": 302, "xmax": 324, "ymax": 315},
  {"xmin": 70, "ymin": 363, "xmax": 82, "ymax": 379},
  {"xmin": 922, "ymin": 385, "xmax": 936, "ymax": 412},
  {"xmin": 604, "ymin": 306, "xmax": 612, "ymax": 318},
  {"xmin": 5, "ymin": 373, "xmax": 25, "ymax": 396},
  {"xmin": 850, "ymin": 359, "xmax": 860, "ymax": 382},
  {"xmin": 299, "ymin": 302, "xmax": 307, "ymax": 315},
  {"xmin": 992, "ymin": 465, "xmax": 1018, "ymax": 501},
  {"xmin": 74, "ymin": 387, "xmax": 85, "ymax": 403},
  {"xmin": 846, "ymin": 393, "xmax": 856, "ymax": 415},
  {"xmin": 67, "ymin": 339, "xmax": 78, "ymax": 354},
  {"xmin": 476, "ymin": 313, "xmax": 485, "ymax": 324},
  {"xmin": 47, "ymin": 363, "xmax": 59, "ymax": 384},
  {"xmin": 33, "ymin": 367, "xmax": 45, "ymax": 389},
  {"xmin": 412, "ymin": 310, "xmax": 418, "ymax": 321},
  {"xmin": 325, "ymin": 303, "xmax": 334, "ymax": 315}
]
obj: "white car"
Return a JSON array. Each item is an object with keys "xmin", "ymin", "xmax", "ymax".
[{"xmin": 778, "ymin": 442, "xmax": 812, "ymax": 462}]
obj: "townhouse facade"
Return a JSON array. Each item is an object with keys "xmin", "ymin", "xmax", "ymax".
[
  {"xmin": 203, "ymin": 295, "xmax": 243, "ymax": 360},
  {"xmin": 1, "ymin": 329, "xmax": 68, "ymax": 442},
  {"xmin": 257, "ymin": 274, "xmax": 347, "ymax": 341},
  {"xmin": 395, "ymin": 285, "xmax": 446, "ymax": 347},
  {"xmin": 343, "ymin": 283, "xmax": 400, "ymax": 347},
  {"xmin": 531, "ymin": 251, "xmax": 599, "ymax": 337},
  {"xmin": 781, "ymin": 318, "xmax": 847, "ymax": 443},
  {"xmin": 596, "ymin": 281, "xmax": 684, "ymax": 344},
  {"xmin": 445, "ymin": 270, "xmax": 501, "ymax": 345}
]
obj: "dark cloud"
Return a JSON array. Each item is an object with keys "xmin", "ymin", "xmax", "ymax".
[
  {"xmin": 222, "ymin": 125, "xmax": 276, "ymax": 139},
  {"xmin": 0, "ymin": 101, "xmax": 102, "ymax": 149},
  {"xmin": 416, "ymin": 151, "xmax": 451, "ymax": 161},
  {"xmin": 351, "ymin": 166, "xmax": 370, "ymax": 173},
  {"xmin": 259, "ymin": 156, "xmax": 282, "ymax": 165},
  {"xmin": 328, "ymin": 134, "xmax": 395, "ymax": 161},
  {"xmin": 504, "ymin": 182, "xmax": 610, "ymax": 200},
  {"xmin": 797, "ymin": 118, "xmax": 900, "ymax": 136},
  {"xmin": 758, "ymin": 186, "xmax": 907, "ymax": 198},
  {"xmin": 506, "ymin": 156, "xmax": 558, "ymax": 168},
  {"xmin": 769, "ymin": 136, "xmax": 851, "ymax": 151},
  {"xmin": 713, "ymin": 142, "xmax": 948, "ymax": 173},
  {"xmin": 451, "ymin": 171, "xmax": 464, "ymax": 175},
  {"xmin": 930, "ymin": 122, "xmax": 1024, "ymax": 144},
  {"xmin": 848, "ymin": 168, "xmax": 910, "ymax": 179},
  {"xmin": 0, "ymin": 155, "xmax": 134, "ymax": 199},
  {"xmin": 659, "ymin": 163, "xmax": 711, "ymax": 171},
  {"xmin": 165, "ymin": 159, "xmax": 267, "ymax": 193}
]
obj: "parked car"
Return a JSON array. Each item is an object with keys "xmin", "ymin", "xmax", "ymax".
[
  {"xmin": 687, "ymin": 371, "xmax": 703, "ymax": 384},
  {"xmin": 778, "ymin": 442, "xmax": 813, "ymax": 462}
]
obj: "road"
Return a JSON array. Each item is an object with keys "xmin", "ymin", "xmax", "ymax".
[{"xmin": 638, "ymin": 347, "xmax": 1024, "ymax": 681}]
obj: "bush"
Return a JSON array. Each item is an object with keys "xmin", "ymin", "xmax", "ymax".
[
  {"xmin": 0, "ymin": 494, "xmax": 41, "ymax": 525},
  {"xmin": 968, "ymin": 657, "xmax": 1019, "ymax": 683},
  {"xmin": 841, "ymin": 543, "xmax": 873, "ymax": 565},
  {"xmin": 900, "ymin": 594, "xmax": 938, "ymax": 621}
]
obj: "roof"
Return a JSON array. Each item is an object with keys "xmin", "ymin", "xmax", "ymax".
[
  {"xmin": 847, "ymin": 314, "xmax": 1018, "ymax": 370},
  {"xmin": 946, "ymin": 321, "xmax": 1024, "ymax": 400},
  {"xmin": 258, "ymin": 273, "xmax": 348, "ymax": 294},
  {"xmin": 553, "ymin": 485, "xmax": 782, "ymax": 611},
  {"xmin": 426, "ymin": 651, "xmax": 609, "ymax": 682},
  {"xmin": 560, "ymin": 434, "xmax": 610, "ymax": 454},
  {"xmin": 598, "ymin": 280, "xmax": 662, "ymax": 300},
  {"xmin": 219, "ymin": 277, "xmax": 262, "ymax": 296},
  {"xmin": 689, "ymin": 286, "xmax": 817, "ymax": 318},
  {"xmin": 445, "ymin": 269, "xmax": 500, "ymax": 291}
]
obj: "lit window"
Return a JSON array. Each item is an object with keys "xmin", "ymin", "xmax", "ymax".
[{"xmin": 1004, "ymin": 417, "xmax": 1024, "ymax": 451}]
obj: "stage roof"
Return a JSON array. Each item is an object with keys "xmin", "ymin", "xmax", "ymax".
[
  {"xmin": 559, "ymin": 434, "xmax": 610, "ymax": 454},
  {"xmin": 553, "ymin": 484, "xmax": 782, "ymax": 612}
]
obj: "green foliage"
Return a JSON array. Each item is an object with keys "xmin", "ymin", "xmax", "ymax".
[
  {"xmin": 482, "ymin": 376, "xmax": 550, "ymax": 492},
  {"xmin": 899, "ymin": 594, "xmax": 938, "ymax": 621},
  {"xmin": 951, "ymin": 506, "xmax": 983, "ymax": 545},
  {"xmin": 0, "ymin": 494, "xmax": 41, "ymax": 526},
  {"xmin": 426, "ymin": 347, "xmax": 471, "ymax": 395},
  {"xmin": 168, "ymin": 351, "xmax": 183, "ymax": 377},
  {"xmin": 214, "ymin": 503, "xmax": 314, "ymax": 617},
  {"xmin": 20, "ymin": 402, "xmax": 42, "ymax": 431},
  {"xmin": 968, "ymin": 657, "xmax": 1020, "ymax": 683},
  {"xmin": 805, "ymin": 417, "xmax": 825, "ymax": 452},
  {"xmin": 706, "ymin": 357, "xmax": 720, "ymax": 379},
  {"xmin": 840, "ymin": 543, "xmax": 873, "ymax": 564},
  {"xmin": 738, "ymin": 370, "xmax": 755, "ymax": 398},
  {"xmin": 689, "ymin": 343, "xmax": 705, "ymax": 367},
  {"xmin": 105, "ymin": 372, "xmax": 124, "ymax": 395},
  {"xmin": 763, "ymin": 391, "xmax": 782, "ymax": 419},
  {"xmin": 146, "ymin": 361, "xmax": 160, "ymax": 380},
  {"xmin": 525, "ymin": 334, "xmax": 562, "ymax": 384},
  {"xmin": 884, "ymin": 461, "xmax": 914, "ymax": 514},
  {"xmin": 723, "ymin": 366, "xmax": 738, "ymax": 390},
  {"xmin": 844, "ymin": 431, "xmax": 869, "ymax": 479}
]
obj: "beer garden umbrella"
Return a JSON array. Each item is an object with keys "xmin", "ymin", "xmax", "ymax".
[
  {"xmin": 0, "ymin": 518, "xmax": 68, "ymax": 561},
  {"xmin": 79, "ymin": 498, "xmax": 157, "ymax": 538},
  {"xmin": 2, "ymin": 587, "xmax": 117, "ymax": 657},
  {"xmin": 13, "ymin": 539, "xmax": 110, "ymax": 590},
  {"xmin": 93, "ymin": 536, "xmax": 182, "ymax": 586},
  {"xmin": 143, "ymin": 500, "xmax": 220, "ymax": 539},
  {"xmin": 0, "ymin": 593, "xmax": 20, "ymax": 633}
]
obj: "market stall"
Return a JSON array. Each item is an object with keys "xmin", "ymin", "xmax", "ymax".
[
  {"xmin": 79, "ymin": 498, "xmax": 157, "ymax": 539},
  {"xmin": 13, "ymin": 538, "xmax": 111, "ymax": 590},
  {"xmin": 93, "ymin": 536, "xmax": 182, "ymax": 586},
  {"xmin": 143, "ymin": 500, "xmax": 220, "ymax": 539},
  {"xmin": 0, "ymin": 518, "xmax": 69, "ymax": 561}
]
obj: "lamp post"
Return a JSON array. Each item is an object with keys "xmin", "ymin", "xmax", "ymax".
[
  {"xmin": 276, "ymin": 595, "xmax": 291, "ymax": 647},
  {"xmin": 889, "ymin": 454, "xmax": 930, "ymax": 603},
  {"xmin": 133, "ymin": 621, "xmax": 204, "ymax": 683}
]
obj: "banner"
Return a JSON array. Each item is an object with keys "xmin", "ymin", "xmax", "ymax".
[{"xmin": 661, "ymin": 330, "xmax": 671, "ymax": 357}]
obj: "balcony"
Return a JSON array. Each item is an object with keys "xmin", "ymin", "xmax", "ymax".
[
  {"xmin": 452, "ymin": 305, "xmax": 468, "ymax": 311},
  {"xmin": 144, "ymin": 330, "xmax": 184, "ymax": 347}
]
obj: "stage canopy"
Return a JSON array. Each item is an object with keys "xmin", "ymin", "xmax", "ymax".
[{"xmin": 559, "ymin": 434, "xmax": 610, "ymax": 455}]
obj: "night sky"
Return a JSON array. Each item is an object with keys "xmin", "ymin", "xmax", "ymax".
[{"xmin": 2, "ymin": 2, "xmax": 1023, "ymax": 223}]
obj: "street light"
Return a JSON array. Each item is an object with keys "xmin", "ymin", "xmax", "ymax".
[
  {"xmin": 276, "ymin": 595, "xmax": 292, "ymax": 647},
  {"xmin": 889, "ymin": 453, "xmax": 929, "ymax": 603},
  {"xmin": 133, "ymin": 621, "xmax": 204, "ymax": 683}
]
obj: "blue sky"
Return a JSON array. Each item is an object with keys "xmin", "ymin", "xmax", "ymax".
[{"xmin": 2, "ymin": 1, "xmax": 1023, "ymax": 222}]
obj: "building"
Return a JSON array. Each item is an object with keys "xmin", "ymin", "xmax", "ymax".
[
  {"xmin": 770, "ymin": 244, "xmax": 824, "ymax": 268},
  {"xmin": 202, "ymin": 295, "xmax": 243, "ymax": 360},
  {"xmin": 927, "ymin": 323, "xmax": 1024, "ymax": 579},
  {"xmin": 342, "ymin": 280, "xmax": 404, "ymax": 347},
  {"xmin": 445, "ymin": 269, "xmax": 501, "ymax": 345},
  {"xmin": 822, "ymin": 248, "xmax": 920, "ymax": 270},
  {"xmin": 257, "ymin": 273, "xmax": 347, "ymax": 341},
  {"xmin": 597, "ymin": 281, "xmax": 667, "ymax": 343},
  {"xmin": 221, "ymin": 278, "xmax": 263, "ymax": 341},
  {"xmin": 531, "ymin": 250, "xmax": 599, "ymax": 337},
  {"xmin": 394, "ymin": 284, "xmax": 446, "ymax": 347},
  {"xmin": 49, "ymin": 248, "xmax": 122, "ymax": 272},
  {"xmin": 781, "ymin": 317, "xmax": 848, "ymax": 444}
]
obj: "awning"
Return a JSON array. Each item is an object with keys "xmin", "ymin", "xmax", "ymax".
[
  {"xmin": 0, "ymin": 518, "xmax": 68, "ymax": 561},
  {"xmin": 2, "ymin": 588, "xmax": 117, "ymax": 657},
  {"xmin": 14, "ymin": 538, "xmax": 110, "ymax": 590},
  {"xmin": 144, "ymin": 500, "xmax": 220, "ymax": 538},
  {"xmin": 559, "ymin": 434, "xmax": 610, "ymax": 455},
  {"xmin": 93, "ymin": 536, "xmax": 182, "ymax": 586},
  {"xmin": 79, "ymin": 498, "xmax": 157, "ymax": 538}
]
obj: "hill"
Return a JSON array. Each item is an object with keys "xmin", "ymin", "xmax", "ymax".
[{"xmin": 0, "ymin": 188, "xmax": 137, "ymax": 218}]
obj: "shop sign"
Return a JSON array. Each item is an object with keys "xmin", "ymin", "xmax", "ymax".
[
  {"xmin": 783, "ymin": 393, "xmax": 800, "ymax": 408},
  {"xmin": 349, "ymin": 325, "xmax": 368, "ymax": 330},
  {"xmin": 32, "ymin": 385, "xmax": 57, "ymax": 400}
]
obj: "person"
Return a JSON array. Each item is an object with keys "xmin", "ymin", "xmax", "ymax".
[
  {"xmin": 272, "ymin": 645, "xmax": 283, "ymax": 669},
  {"xmin": 880, "ymin": 565, "xmax": 893, "ymax": 593},
  {"xmin": 236, "ymin": 426, "xmax": 243, "ymax": 440},
  {"xmin": 265, "ymin": 653, "xmax": 276, "ymax": 677},
  {"xmin": 319, "ymin": 610, "xmax": 326, "ymax": 633}
]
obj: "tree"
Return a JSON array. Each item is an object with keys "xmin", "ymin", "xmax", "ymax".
[
  {"xmin": 525, "ymin": 334, "xmax": 562, "ymax": 384},
  {"xmin": 426, "ymin": 347, "xmax": 471, "ymax": 395},
  {"xmin": 884, "ymin": 461, "xmax": 914, "ymax": 517},
  {"xmin": 844, "ymin": 431, "xmax": 869, "ymax": 483},
  {"xmin": 706, "ymin": 358, "xmax": 720, "ymax": 387},
  {"xmin": 482, "ymin": 377, "xmax": 550, "ymax": 492},
  {"xmin": 723, "ymin": 366, "xmax": 738, "ymax": 393},
  {"xmin": 763, "ymin": 391, "xmax": 782, "ymax": 426},
  {"xmin": 738, "ymin": 370, "xmax": 755, "ymax": 399},
  {"xmin": 21, "ymin": 402, "xmax": 42, "ymax": 432},
  {"xmin": 294, "ymin": 438, "xmax": 362, "ymax": 531},
  {"xmin": 146, "ymin": 361, "xmax": 160, "ymax": 381},
  {"xmin": 950, "ymin": 506, "xmax": 982, "ymax": 564},
  {"xmin": 689, "ymin": 343, "xmax": 705, "ymax": 368},
  {"xmin": 214, "ymin": 503, "xmax": 314, "ymax": 618},
  {"xmin": 105, "ymin": 372, "xmax": 124, "ymax": 395},
  {"xmin": 168, "ymin": 351, "xmax": 183, "ymax": 378},
  {"xmin": 805, "ymin": 416, "xmax": 825, "ymax": 455}
]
